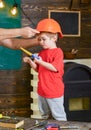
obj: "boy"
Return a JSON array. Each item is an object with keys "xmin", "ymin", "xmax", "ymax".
[{"xmin": 23, "ymin": 18, "xmax": 67, "ymax": 121}]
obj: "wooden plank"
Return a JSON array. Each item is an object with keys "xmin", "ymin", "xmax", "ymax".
[
  {"xmin": 77, "ymin": 48, "xmax": 91, "ymax": 58},
  {"xmin": 0, "ymin": 118, "xmax": 24, "ymax": 128}
]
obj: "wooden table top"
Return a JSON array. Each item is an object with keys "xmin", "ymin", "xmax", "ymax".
[{"xmin": 0, "ymin": 117, "xmax": 91, "ymax": 130}]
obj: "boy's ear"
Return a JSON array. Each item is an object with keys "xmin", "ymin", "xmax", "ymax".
[{"xmin": 53, "ymin": 35, "xmax": 58, "ymax": 42}]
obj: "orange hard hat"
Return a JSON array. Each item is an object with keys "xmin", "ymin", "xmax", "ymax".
[{"xmin": 36, "ymin": 18, "xmax": 63, "ymax": 38}]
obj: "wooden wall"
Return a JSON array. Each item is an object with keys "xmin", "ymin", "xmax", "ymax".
[{"xmin": 21, "ymin": 0, "xmax": 91, "ymax": 59}]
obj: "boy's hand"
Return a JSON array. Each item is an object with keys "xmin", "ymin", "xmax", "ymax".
[
  {"xmin": 34, "ymin": 56, "xmax": 42, "ymax": 63},
  {"xmin": 31, "ymin": 54, "xmax": 40, "ymax": 60},
  {"xmin": 23, "ymin": 56, "xmax": 32, "ymax": 63},
  {"xmin": 23, "ymin": 56, "xmax": 37, "ymax": 71}
]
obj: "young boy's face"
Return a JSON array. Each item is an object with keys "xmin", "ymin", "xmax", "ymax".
[{"xmin": 37, "ymin": 32, "xmax": 57, "ymax": 49}]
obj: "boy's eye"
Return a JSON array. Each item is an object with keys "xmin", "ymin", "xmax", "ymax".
[
  {"xmin": 42, "ymin": 38, "xmax": 46, "ymax": 41},
  {"xmin": 38, "ymin": 38, "xmax": 41, "ymax": 41},
  {"xmin": 38, "ymin": 38, "xmax": 46, "ymax": 41}
]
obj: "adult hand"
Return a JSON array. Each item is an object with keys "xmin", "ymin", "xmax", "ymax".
[{"xmin": 21, "ymin": 27, "xmax": 40, "ymax": 38}]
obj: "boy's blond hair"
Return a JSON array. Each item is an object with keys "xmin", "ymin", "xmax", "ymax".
[{"xmin": 36, "ymin": 32, "xmax": 58, "ymax": 42}]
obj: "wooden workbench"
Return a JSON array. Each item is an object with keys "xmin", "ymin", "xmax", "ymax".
[{"xmin": 0, "ymin": 117, "xmax": 91, "ymax": 130}]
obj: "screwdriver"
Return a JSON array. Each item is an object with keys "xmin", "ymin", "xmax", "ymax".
[{"xmin": 20, "ymin": 47, "xmax": 39, "ymax": 60}]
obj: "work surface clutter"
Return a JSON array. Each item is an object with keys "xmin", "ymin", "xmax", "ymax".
[{"xmin": 0, "ymin": 116, "xmax": 91, "ymax": 130}]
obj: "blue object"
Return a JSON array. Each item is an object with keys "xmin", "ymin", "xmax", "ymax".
[{"xmin": 31, "ymin": 54, "xmax": 40, "ymax": 60}]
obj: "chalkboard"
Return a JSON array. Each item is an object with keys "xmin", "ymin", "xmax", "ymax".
[
  {"xmin": 48, "ymin": 10, "xmax": 81, "ymax": 37},
  {"xmin": 0, "ymin": 0, "xmax": 22, "ymax": 69}
]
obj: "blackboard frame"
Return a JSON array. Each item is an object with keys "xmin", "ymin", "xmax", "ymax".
[{"xmin": 48, "ymin": 10, "xmax": 81, "ymax": 37}]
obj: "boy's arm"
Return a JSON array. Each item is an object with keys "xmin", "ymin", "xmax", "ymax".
[
  {"xmin": 34, "ymin": 58, "xmax": 58, "ymax": 72},
  {"xmin": 23, "ymin": 57, "xmax": 38, "ymax": 72}
]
